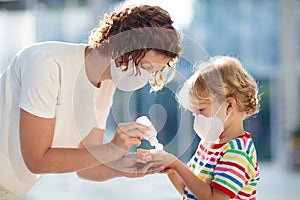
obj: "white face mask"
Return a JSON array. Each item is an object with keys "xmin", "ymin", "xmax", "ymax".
[
  {"xmin": 110, "ymin": 59, "xmax": 151, "ymax": 91},
  {"xmin": 110, "ymin": 58, "xmax": 151, "ymax": 91},
  {"xmin": 193, "ymin": 103, "xmax": 228, "ymax": 143}
]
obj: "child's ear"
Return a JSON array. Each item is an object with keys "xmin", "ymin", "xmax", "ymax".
[{"xmin": 226, "ymin": 97, "xmax": 236, "ymax": 114}]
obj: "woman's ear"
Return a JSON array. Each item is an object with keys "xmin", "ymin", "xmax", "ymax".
[{"xmin": 226, "ymin": 97, "xmax": 236, "ymax": 115}]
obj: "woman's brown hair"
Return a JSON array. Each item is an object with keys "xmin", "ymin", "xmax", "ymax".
[{"xmin": 89, "ymin": 5, "xmax": 182, "ymax": 91}]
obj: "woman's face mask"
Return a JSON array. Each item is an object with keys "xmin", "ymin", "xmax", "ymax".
[
  {"xmin": 193, "ymin": 103, "xmax": 229, "ymax": 143},
  {"xmin": 110, "ymin": 58, "xmax": 151, "ymax": 91}
]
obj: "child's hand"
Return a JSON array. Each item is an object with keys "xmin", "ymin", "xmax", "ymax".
[
  {"xmin": 158, "ymin": 167, "xmax": 173, "ymax": 174},
  {"xmin": 150, "ymin": 150, "xmax": 179, "ymax": 169}
]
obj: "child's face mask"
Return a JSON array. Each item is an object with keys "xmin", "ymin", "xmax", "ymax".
[
  {"xmin": 110, "ymin": 58, "xmax": 151, "ymax": 91},
  {"xmin": 193, "ymin": 103, "xmax": 229, "ymax": 143}
]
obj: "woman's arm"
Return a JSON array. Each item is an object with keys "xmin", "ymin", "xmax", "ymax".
[
  {"xmin": 77, "ymin": 153, "xmax": 163, "ymax": 181},
  {"xmin": 76, "ymin": 129, "xmax": 164, "ymax": 181},
  {"xmin": 76, "ymin": 128, "xmax": 110, "ymax": 180},
  {"xmin": 75, "ymin": 127, "xmax": 117, "ymax": 181},
  {"xmin": 77, "ymin": 162, "xmax": 120, "ymax": 181},
  {"xmin": 76, "ymin": 128, "xmax": 122, "ymax": 181},
  {"xmin": 20, "ymin": 109, "xmax": 147, "ymax": 174}
]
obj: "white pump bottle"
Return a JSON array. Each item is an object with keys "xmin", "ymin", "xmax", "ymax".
[{"xmin": 136, "ymin": 116, "xmax": 163, "ymax": 150}]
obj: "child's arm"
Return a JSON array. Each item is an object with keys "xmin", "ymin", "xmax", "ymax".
[
  {"xmin": 153, "ymin": 151, "xmax": 229, "ymax": 200},
  {"xmin": 171, "ymin": 159, "xmax": 229, "ymax": 200},
  {"xmin": 167, "ymin": 170, "xmax": 185, "ymax": 195}
]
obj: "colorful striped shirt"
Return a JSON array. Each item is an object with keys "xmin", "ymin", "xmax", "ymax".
[{"xmin": 182, "ymin": 132, "xmax": 260, "ymax": 200}]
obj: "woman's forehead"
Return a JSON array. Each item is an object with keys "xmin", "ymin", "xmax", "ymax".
[{"xmin": 142, "ymin": 50, "xmax": 170, "ymax": 63}]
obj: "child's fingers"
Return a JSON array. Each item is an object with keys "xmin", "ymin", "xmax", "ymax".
[{"xmin": 159, "ymin": 168, "xmax": 173, "ymax": 174}]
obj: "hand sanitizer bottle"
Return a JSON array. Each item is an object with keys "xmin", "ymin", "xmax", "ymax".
[{"xmin": 136, "ymin": 116, "xmax": 163, "ymax": 150}]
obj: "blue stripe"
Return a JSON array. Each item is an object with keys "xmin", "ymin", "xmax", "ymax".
[
  {"xmin": 183, "ymin": 189, "xmax": 197, "ymax": 199},
  {"xmin": 236, "ymin": 139, "xmax": 242, "ymax": 150},
  {"xmin": 199, "ymin": 161, "xmax": 214, "ymax": 169},
  {"xmin": 214, "ymin": 172, "xmax": 243, "ymax": 188},
  {"xmin": 246, "ymin": 140, "xmax": 253, "ymax": 154},
  {"xmin": 194, "ymin": 156, "xmax": 198, "ymax": 162}
]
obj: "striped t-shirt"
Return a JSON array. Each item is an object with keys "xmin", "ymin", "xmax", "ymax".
[{"xmin": 182, "ymin": 132, "xmax": 260, "ymax": 200}]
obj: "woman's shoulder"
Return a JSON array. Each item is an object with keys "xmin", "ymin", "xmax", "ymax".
[
  {"xmin": 16, "ymin": 41, "xmax": 86, "ymax": 67},
  {"xmin": 17, "ymin": 41, "xmax": 85, "ymax": 56}
]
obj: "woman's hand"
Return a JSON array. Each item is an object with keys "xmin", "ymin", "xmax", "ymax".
[
  {"xmin": 76, "ymin": 122, "xmax": 151, "ymax": 167},
  {"xmin": 110, "ymin": 122, "xmax": 150, "ymax": 151},
  {"xmin": 111, "ymin": 153, "xmax": 164, "ymax": 178}
]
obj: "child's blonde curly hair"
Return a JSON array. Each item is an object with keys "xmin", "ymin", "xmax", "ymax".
[{"xmin": 177, "ymin": 56, "xmax": 260, "ymax": 117}]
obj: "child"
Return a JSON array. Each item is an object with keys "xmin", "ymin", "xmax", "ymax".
[{"xmin": 152, "ymin": 56, "xmax": 260, "ymax": 200}]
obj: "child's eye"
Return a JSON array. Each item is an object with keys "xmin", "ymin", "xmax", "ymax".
[{"xmin": 193, "ymin": 108, "xmax": 205, "ymax": 115}]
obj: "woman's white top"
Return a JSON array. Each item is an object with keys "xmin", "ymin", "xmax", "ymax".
[{"xmin": 0, "ymin": 41, "xmax": 116, "ymax": 195}]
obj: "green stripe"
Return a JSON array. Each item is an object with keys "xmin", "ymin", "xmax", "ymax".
[
  {"xmin": 227, "ymin": 149, "xmax": 255, "ymax": 168},
  {"xmin": 200, "ymin": 169, "xmax": 213, "ymax": 176},
  {"xmin": 229, "ymin": 140, "xmax": 235, "ymax": 149},
  {"xmin": 192, "ymin": 163, "xmax": 196, "ymax": 169},
  {"xmin": 250, "ymin": 182, "xmax": 257, "ymax": 187},
  {"xmin": 251, "ymin": 147, "xmax": 255, "ymax": 157},
  {"xmin": 214, "ymin": 177, "xmax": 239, "ymax": 193}
]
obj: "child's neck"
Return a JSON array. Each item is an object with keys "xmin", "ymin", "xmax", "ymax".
[{"xmin": 219, "ymin": 117, "xmax": 245, "ymax": 143}]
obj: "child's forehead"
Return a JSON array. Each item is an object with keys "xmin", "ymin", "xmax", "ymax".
[
  {"xmin": 189, "ymin": 98, "xmax": 210, "ymax": 110},
  {"xmin": 189, "ymin": 95, "xmax": 223, "ymax": 111}
]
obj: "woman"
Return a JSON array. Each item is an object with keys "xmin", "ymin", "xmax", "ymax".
[{"xmin": 0, "ymin": 4, "xmax": 181, "ymax": 196}]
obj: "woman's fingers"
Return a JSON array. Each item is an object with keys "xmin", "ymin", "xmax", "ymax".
[
  {"xmin": 137, "ymin": 162, "xmax": 154, "ymax": 175},
  {"xmin": 136, "ymin": 162, "xmax": 164, "ymax": 176},
  {"xmin": 136, "ymin": 155, "xmax": 153, "ymax": 164},
  {"xmin": 114, "ymin": 152, "xmax": 170, "ymax": 178},
  {"xmin": 124, "ymin": 153, "xmax": 152, "ymax": 164},
  {"xmin": 146, "ymin": 165, "xmax": 165, "ymax": 175},
  {"xmin": 112, "ymin": 121, "xmax": 152, "ymax": 151},
  {"xmin": 118, "ymin": 122, "xmax": 150, "ymax": 138}
]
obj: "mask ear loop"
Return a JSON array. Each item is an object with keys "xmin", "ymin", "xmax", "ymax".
[
  {"xmin": 223, "ymin": 102, "xmax": 232, "ymax": 122},
  {"xmin": 212, "ymin": 102, "xmax": 225, "ymax": 118},
  {"xmin": 213, "ymin": 101, "xmax": 233, "ymax": 122}
]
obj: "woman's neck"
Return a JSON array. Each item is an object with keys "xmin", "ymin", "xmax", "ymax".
[{"xmin": 84, "ymin": 47, "xmax": 111, "ymax": 87}]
